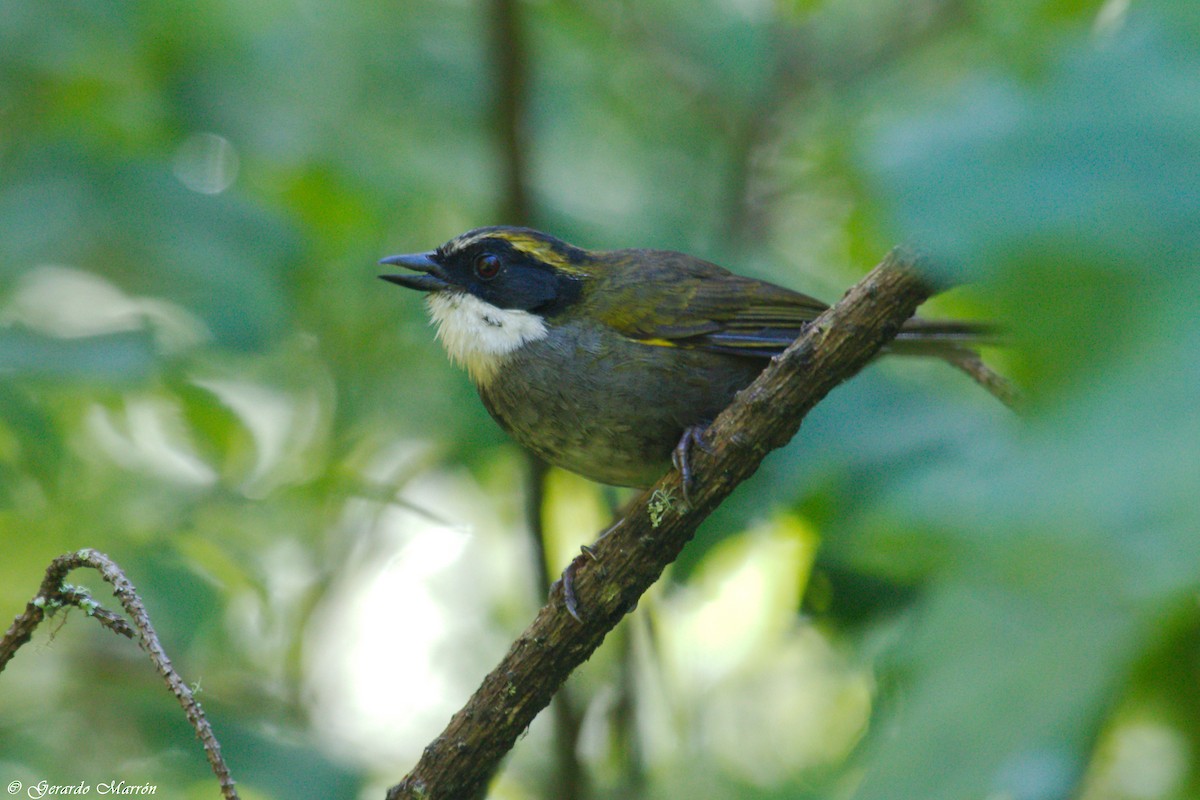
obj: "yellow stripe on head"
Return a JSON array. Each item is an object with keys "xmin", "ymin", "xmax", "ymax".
[{"xmin": 444, "ymin": 226, "xmax": 593, "ymax": 275}]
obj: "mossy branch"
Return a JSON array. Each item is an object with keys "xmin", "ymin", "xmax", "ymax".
[{"xmin": 387, "ymin": 247, "xmax": 946, "ymax": 799}]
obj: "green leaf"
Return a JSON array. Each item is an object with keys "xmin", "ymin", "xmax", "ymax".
[
  {"xmin": 0, "ymin": 328, "xmax": 155, "ymax": 380},
  {"xmin": 864, "ymin": 15, "xmax": 1200, "ymax": 283}
]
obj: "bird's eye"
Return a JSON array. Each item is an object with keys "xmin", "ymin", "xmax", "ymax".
[{"xmin": 474, "ymin": 253, "xmax": 501, "ymax": 280}]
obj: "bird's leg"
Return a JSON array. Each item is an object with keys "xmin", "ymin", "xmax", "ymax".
[
  {"xmin": 553, "ymin": 517, "xmax": 624, "ymax": 622},
  {"xmin": 671, "ymin": 424, "xmax": 712, "ymax": 506}
]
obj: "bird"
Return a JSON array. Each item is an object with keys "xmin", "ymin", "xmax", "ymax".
[{"xmin": 380, "ymin": 226, "xmax": 983, "ymax": 490}]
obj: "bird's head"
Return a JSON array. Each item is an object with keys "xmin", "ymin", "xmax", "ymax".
[{"xmin": 380, "ymin": 226, "xmax": 592, "ymax": 384}]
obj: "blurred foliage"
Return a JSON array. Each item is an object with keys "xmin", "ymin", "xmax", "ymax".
[{"xmin": 2, "ymin": 0, "xmax": 1198, "ymax": 799}]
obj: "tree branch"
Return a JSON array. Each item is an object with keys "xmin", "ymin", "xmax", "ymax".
[
  {"xmin": 387, "ymin": 246, "xmax": 940, "ymax": 799},
  {"xmin": 0, "ymin": 549, "xmax": 240, "ymax": 800}
]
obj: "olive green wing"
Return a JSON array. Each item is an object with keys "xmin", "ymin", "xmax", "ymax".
[
  {"xmin": 590, "ymin": 250, "xmax": 990, "ymax": 358},
  {"xmin": 592, "ymin": 250, "xmax": 829, "ymax": 358}
]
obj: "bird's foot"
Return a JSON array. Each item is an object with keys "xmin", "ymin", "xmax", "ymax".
[
  {"xmin": 671, "ymin": 424, "xmax": 712, "ymax": 506},
  {"xmin": 553, "ymin": 518, "xmax": 623, "ymax": 622}
]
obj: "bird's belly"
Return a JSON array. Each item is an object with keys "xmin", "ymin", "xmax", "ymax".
[{"xmin": 477, "ymin": 326, "xmax": 763, "ymax": 488}]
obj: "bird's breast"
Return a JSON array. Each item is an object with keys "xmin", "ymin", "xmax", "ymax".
[{"xmin": 476, "ymin": 319, "xmax": 764, "ymax": 487}]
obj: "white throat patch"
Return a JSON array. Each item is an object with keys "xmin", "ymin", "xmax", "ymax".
[{"xmin": 425, "ymin": 292, "xmax": 548, "ymax": 385}]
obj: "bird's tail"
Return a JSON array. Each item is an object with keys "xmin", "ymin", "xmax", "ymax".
[{"xmin": 887, "ymin": 317, "xmax": 998, "ymax": 357}]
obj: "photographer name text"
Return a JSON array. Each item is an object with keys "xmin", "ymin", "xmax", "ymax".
[{"xmin": 9, "ymin": 781, "xmax": 157, "ymax": 798}]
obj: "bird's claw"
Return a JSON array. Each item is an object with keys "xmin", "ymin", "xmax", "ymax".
[
  {"xmin": 558, "ymin": 556, "xmax": 586, "ymax": 623},
  {"xmin": 553, "ymin": 520, "xmax": 623, "ymax": 623},
  {"xmin": 671, "ymin": 425, "xmax": 711, "ymax": 505}
]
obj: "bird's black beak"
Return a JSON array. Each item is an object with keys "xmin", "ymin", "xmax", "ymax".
[{"xmin": 378, "ymin": 251, "xmax": 451, "ymax": 292}]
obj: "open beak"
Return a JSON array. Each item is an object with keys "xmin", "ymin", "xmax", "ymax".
[{"xmin": 378, "ymin": 251, "xmax": 451, "ymax": 292}]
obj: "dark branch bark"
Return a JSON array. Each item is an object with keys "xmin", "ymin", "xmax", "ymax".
[
  {"xmin": 387, "ymin": 246, "xmax": 938, "ymax": 799},
  {"xmin": 490, "ymin": 0, "xmax": 531, "ymax": 225},
  {"xmin": 0, "ymin": 549, "xmax": 240, "ymax": 800}
]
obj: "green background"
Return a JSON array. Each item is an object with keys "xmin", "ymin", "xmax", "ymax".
[{"xmin": 2, "ymin": 0, "xmax": 1198, "ymax": 798}]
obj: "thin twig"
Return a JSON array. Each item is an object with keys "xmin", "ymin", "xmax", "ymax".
[
  {"xmin": 945, "ymin": 348, "xmax": 1021, "ymax": 410},
  {"xmin": 387, "ymin": 246, "xmax": 938, "ymax": 799},
  {"xmin": 0, "ymin": 549, "xmax": 240, "ymax": 800}
]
